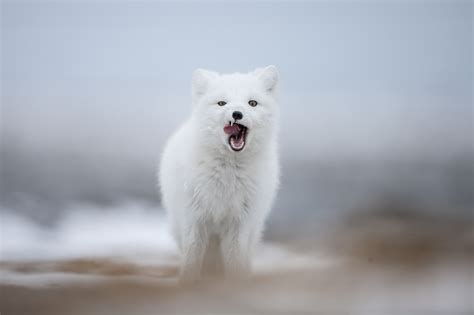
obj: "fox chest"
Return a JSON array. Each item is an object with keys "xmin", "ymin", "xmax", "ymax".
[{"xmin": 188, "ymin": 165, "xmax": 256, "ymax": 222}]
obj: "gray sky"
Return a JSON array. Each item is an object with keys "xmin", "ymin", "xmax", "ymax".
[{"xmin": 2, "ymin": 1, "xmax": 472, "ymax": 160}]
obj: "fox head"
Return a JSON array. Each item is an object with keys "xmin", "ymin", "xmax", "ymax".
[{"xmin": 190, "ymin": 66, "xmax": 279, "ymax": 155}]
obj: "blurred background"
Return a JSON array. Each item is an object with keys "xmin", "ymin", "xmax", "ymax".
[{"xmin": 1, "ymin": 1, "xmax": 473, "ymax": 314}]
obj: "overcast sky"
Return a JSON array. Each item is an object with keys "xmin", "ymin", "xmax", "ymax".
[{"xmin": 2, "ymin": 1, "xmax": 472, "ymax": 161}]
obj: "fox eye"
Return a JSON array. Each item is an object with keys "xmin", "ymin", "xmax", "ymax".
[
  {"xmin": 217, "ymin": 101, "xmax": 227, "ymax": 106},
  {"xmin": 248, "ymin": 100, "xmax": 258, "ymax": 107}
]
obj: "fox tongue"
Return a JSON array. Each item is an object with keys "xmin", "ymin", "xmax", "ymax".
[{"xmin": 224, "ymin": 124, "xmax": 240, "ymax": 135}]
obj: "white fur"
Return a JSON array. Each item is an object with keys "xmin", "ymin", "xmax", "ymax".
[{"xmin": 159, "ymin": 66, "xmax": 280, "ymax": 283}]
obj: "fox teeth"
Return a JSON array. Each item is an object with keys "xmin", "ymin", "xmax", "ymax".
[{"xmin": 231, "ymin": 121, "xmax": 234, "ymax": 126}]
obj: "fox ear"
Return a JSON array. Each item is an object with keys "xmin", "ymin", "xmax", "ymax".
[
  {"xmin": 256, "ymin": 65, "xmax": 279, "ymax": 93},
  {"xmin": 192, "ymin": 69, "xmax": 218, "ymax": 97}
]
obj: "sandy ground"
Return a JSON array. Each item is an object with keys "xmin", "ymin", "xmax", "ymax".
[
  {"xmin": 1, "ymin": 249, "xmax": 473, "ymax": 315},
  {"xmin": 2, "ymin": 208, "xmax": 473, "ymax": 314}
]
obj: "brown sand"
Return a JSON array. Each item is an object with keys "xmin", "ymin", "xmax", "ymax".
[{"xmin": 1, "ymin": 252, "xmax": 472, "ymax": 315}]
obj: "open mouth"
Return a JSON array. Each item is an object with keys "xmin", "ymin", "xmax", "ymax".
[{"xmin": 223, "ymin": 122, "xmax": 248, "ymax": 152}]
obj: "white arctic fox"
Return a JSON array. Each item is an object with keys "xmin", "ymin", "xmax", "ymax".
[{"xmin": 159, "ymin": 66, "xmax": 280, "ymax": 283}]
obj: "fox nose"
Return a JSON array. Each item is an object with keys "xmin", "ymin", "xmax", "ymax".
[{"xmin": 232, "ymin": 111, "xmax": 243, "ymax": 120}]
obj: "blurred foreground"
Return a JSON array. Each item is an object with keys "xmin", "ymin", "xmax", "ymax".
[{"xmin": 1, "ymin": 204, "xmax": 472, "ymax": 315}]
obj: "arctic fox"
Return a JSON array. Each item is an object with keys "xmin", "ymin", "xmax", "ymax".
[{"xmin": 159, "ymin": 66, "xmax": 280, "ymax": 283}]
